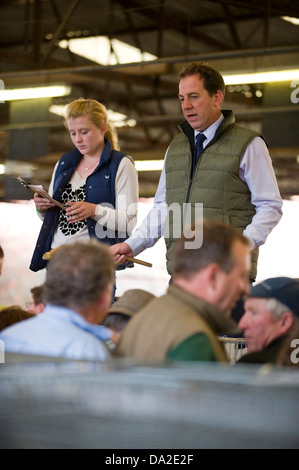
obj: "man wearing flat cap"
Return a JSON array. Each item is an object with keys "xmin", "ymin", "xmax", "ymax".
[
  {"xmin": 238, "ymin": 277, "xmax": 299, "ymax": 364},
  {"xmin": 104, "ymin": 289, "xmax": 155, "ymax": 349}
]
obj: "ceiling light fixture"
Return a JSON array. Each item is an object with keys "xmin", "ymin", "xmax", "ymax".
[
  {"xmin": 135, "ymin": 160, "xmax": 164, "ymax": 172},
  {"xmin": 281, "ymin": 16, "xmax": 299, "ymax": 26},
  {"xmin": 59, "ymin": 36, "xmax": 157, "ymax": 65},
  {"xmin": 0, "ymin": 85, "xmax": 71, "ymax": 101},
  {"xmin": 223, "ymin": 69, "xmax": 299, "ymax": 85},
  {"xmin": 49, "ymin": 104, "xmax": 137, "ymax": 127}
]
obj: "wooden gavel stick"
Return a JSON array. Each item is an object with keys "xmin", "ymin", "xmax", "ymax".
[
  {"xmin": 126, "ymin": 256, "xmax": 152, "ymax": 268},
  {"xmin": 42, "ymin": 248, "xmax": 152, "ymax": 268},
  {"xmin": 42, "ymin": 248, "xmax": 60, "ymax": 260}
]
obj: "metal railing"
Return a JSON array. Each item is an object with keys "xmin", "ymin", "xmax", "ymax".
[{"xmin": 219, "ymin": 336, "xmax": 247, "ymax": 363}]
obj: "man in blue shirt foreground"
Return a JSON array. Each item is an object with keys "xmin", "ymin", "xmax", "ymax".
[{"xmin": 0, "ymin": 240, "xmax": 115, "ymax": 361}]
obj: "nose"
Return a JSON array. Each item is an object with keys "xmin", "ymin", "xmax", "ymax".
[
  {"xmin": 238, "ymin": 303, "xmax": 251, "ymax": 328},
  {"xmin": 238, "ymin": 313, "xmax": 247, "ymax": 329},
  {"xmin": 182, "ymin": 97, "xmax": 192, "ymax": 109}
]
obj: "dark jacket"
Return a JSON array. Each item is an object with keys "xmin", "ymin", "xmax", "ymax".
[{"xmin": 238, "ymin": 336, "xmax": 286, "ymax": 364}]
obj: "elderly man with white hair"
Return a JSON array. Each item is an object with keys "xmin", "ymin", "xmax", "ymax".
[{"xmin": 238, "ymin": 277, "xmax": 299, "ymax": 364}]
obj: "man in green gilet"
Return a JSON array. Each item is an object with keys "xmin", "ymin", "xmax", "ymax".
[
  {"xmin": 117, "ymin": 221, "xmax": 251, "ymax": 362},
  {"xmin": 110, "ymin": 62, "xmax": 283, "ymax": 320}
]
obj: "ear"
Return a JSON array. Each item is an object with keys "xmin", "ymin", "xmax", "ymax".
[
  {"xmin": 98, "ymin": 285, "xmax": 113, "ymax": 310},
  {"xmin": 214, "ymin": 89, "xmax": 224, "ymax": 107},
  {"xmin": 101, "ymin": 122, "xmax": 107, "ymax": 136},
  {"xmin": 206, "ymin": 262, "xmax": 222, "ymax": 289},
  {"xmin": 279, "ymin": 311, "xmax": 294, "ymax": 335},
  {"xmin": 36, "ymin": 303, "xmax": 45, "ymax": 314},
  {"xmin": 88, "ymin": 285, "xmax": 113, "ymax": 325}
]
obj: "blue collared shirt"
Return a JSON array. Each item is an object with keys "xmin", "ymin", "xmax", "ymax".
[{"xmin": 0, "ymin": 305, "xmax": 111, "ymax": 361}]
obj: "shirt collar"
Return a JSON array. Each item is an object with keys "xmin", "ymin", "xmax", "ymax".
[
  {"xmin": 194, "ymin": 113, "xmax": 224, "ymax": 146},
  {"xmin": 44, "ymin": 304, "xmax": 112, "ymax": 341}
]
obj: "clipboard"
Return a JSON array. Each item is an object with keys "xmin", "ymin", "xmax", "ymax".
[{"xmin": 16, "ymin": 176, "xmax": 67, "ymax": 211}]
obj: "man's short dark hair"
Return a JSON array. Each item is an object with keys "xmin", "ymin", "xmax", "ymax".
[
  {"xmin": 31, "ymin": 285, "xmax": 44, "ymax": 305},
  {"xmin": 178, "ymin": 62, "xmax": 226, "ymax": 98}
]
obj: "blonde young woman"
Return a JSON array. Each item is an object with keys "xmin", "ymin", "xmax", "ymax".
[{"xmin": 30, "ymin": 98, "xmax": 138, "ymax": 273}]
